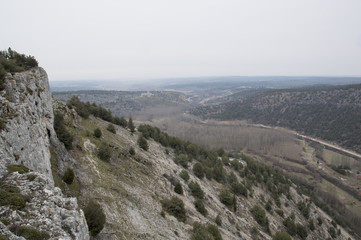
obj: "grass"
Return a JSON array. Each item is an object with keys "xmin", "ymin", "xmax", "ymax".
[{"xmin": 6, "ymin": 164, "xmax": 29, "ymax": 174}]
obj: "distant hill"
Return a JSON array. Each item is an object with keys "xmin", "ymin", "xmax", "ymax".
[{"xmin": 190, "ymin": 84, "xmax": 361, "ymax": 153}]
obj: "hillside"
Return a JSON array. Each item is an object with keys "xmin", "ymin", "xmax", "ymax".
[
  {"xmin": 0, "ymin": 56, "xmax": 358, "ymax": 239},
  {"xmin": 190, "ymin": 84, "xmax": 361, "ymax": 153}
]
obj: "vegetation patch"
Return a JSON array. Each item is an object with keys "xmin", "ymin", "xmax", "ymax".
[
  {"xmin": 84, "ymin": 201, "xmax": 106, "ymax": 236},
  {"xmin": 250, "ymin": 205, "xmax": 269, "ymax": 230},
  {"xmin": 54, "ymin": 112, "xmax": 73, "ymax": 150},
  {"xmin": 11, "ymin": 226, "xmax": 49, "ymax": 240},
  {"xmin": 6, "ymin": 164, "xmax": 29, "ymax": 174},
  {"xmin": 161, "ymin": 197, "xmax": 186, "ymax": 222},
  {"xmin": 62, "ymin": 168, "xmax": 75, "ymax": 185},
  {"xmin": 191, "ymin": 222, "xmax": 222, "ymax": 240},
  {"xmin": 0, "ymin": 184, "xmax": 27, "ymax": 210}
]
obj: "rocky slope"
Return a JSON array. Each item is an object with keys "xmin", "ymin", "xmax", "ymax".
[
  {"xmin": 0, "ymin": 68, "xmax": 89, "ymax": 240},
  {"xmin": 54, "ymin": 99, "xmax": 356, "ymax": 240}
]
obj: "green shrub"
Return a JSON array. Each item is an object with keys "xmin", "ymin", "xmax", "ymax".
[
  {"xmin": 328, "ymin": 227, "xmax": 336, "ymax": 238},
  {"xmin": 231, "ymin": 182, "xmax": 248, "ymax": 197},
  {"xmin": 194, "ymin": 199, "xmax": 207, "ymax": 216},
  {"xmin": 191, "ymin": 222, "xmax": 223, "ymax": 240},
  {"xmin": 106, "ymin": 124, "xmax": 116, "ymax": 134},
  {"xmin": 193, "ymin": 162, "xmax": 204, "ymax": 178},
  {"xmin": 273, "ymin": 231, "xmax": 291, "ymax": 240},
  {"xmin": 129, "ymin": 147, "xmax": 135, "ymax": 156},
  {"xmin": 296, "ymin": 224, "xmax": 308, "ymax": 240},
  {"xmin": 275, "ymin": 209, "xmax": 284, "ymax": 218},
  {"xmin": 97, "ymin": 143, "xmax": 112, "ymax": 162},
  {"xmin": 137, "ymin": 135, "xmax": 149, "ymax": 151},
  {"xmin": 250, "ymin": 205, "xmax": 269, "ymax": 228},
  {"xmin": 297, "ymin": 201, "xmax": 310, "ymax": 219},
  {"xmin": 219, "ymin": 189, "xmax": 234, "ymax": 208},
  {"xmin": 94, "ymin": 128, "xmax": 102, "ymax": 138},
  {"xmin": 14, "ymin": 226, "xmax": 49, "ymax": 240},
  {"xmin": 215, "ymin": 214, "xmax": 222, "ymax": 226},
  {"xmin": 128, "ymin": 116, "xmax": 135, "ymax": 133},
  {"xmin": 54, "ymin": 112, "xmax": 73, "ymax": 150},
  {"xmin": 188, "ymin": 181, "xmax": 204, "ymax": 200},
  {"xmin": 309, "ymin": 219, "xmax": 315, "ymax": 231},
  {"xmin": 179, "ymin": 170, "xmax": 190, "ymax": 182},
  {"xmin": 0, "ymin": 187, "xmax": 27, "ymax": 210},
  {"xmin": 0, "ymin": 234, "xmax": 8, "ymax": 240},
  {"xmin": 174, "ymin": 182, "xmax": 183, "ymax": 195},
  {"xmin": 113, "ymin": 116, "xmax": 127, "ymax": 128},
  {"xmin": 283, "ymin": 215, "xmax": 297, "ymax": 236},
  {"xmin": 6, "ymin": 164, "xmax": 29, "ymax": 174},
  {"xmin": 174, "ymin": 154, "xmax": 189, "ymax": 168},
  {"xmin": 84, "ymin": 201, "xmax": 106, "ymax": 236},
  {"xmin": 161, "ymin": 197, "xmax": 186, "ymax": 222},
  {"xmin": 62, "ymin": 168, "xmax": 75, "ymax": 185},
  {"xmin": 27, "ymin": 174, "xmax": 36, "ymax": 181}
]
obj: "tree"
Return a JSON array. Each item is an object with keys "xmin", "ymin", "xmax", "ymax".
[
  {"xmin": 215, "ymin": 214, "xmax": 222, "ymax": 226},
  {"xmin": 137, "ymin": 135, "xmax": 149, "ymax": 151},
  {"xmin": 84, "ymin": 201, "xmax": 106, "ymax": 236},
  {"xmin": 128, "ymin": 116, "xmax": 135, "ymax": 133},
  {"xmin": 161, "ymin": 197, "xmax": 186, "ymax": 222},
  {"xmin": 129, "ymin": 147, "xmax": 135, "ymax": 156},
  {"xmin": 188, "ymin": 181, "xmax": 204, "ymax": 200},
  {"xmin": 251, "ymin": 205, "xmax": 269, "ymax": 228},
  {"xmin": 219, "ymin": 189, "xmax": 235, "ymax": 209},
  {"xmin": 194, "ymin": 199, "xmax": 207, "ymax": 216},
  {"xmin": 94, "ymin": 128, "xmax": 102, "ymax": 138},
  {"xmin": 54, "ymin": 112, "xmax": 73, "ymax": 150}
]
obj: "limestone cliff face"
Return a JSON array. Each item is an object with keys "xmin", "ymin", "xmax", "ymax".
[
  {"xmin": 0, "ymin": 68, "xmax": 54, "ymax": 182},
  {"xmin": 0, "ymin": 68, "xmax": 90, "ymax": 240}
]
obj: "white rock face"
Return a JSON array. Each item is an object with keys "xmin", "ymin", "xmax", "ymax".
[
  {"xmin": 0, "ymin": 171, "xmax": 89, "ymax": 240},
  {"xmin": 0, "ymin": 68, "xmax": 54, "ymax": 182}
]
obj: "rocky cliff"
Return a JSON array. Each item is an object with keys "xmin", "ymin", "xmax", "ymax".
[{"xmin": 0, "ymin": 68, "xmax": 90, "ymax": 240}]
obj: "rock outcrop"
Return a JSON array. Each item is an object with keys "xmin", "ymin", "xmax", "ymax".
[
  {"xmin": 0, "ymin": 68, "xmax": 54, "ymax": 182},
  {"xmin": 0, "ymin": 68, "xmax": 90, "ymax": 240}
]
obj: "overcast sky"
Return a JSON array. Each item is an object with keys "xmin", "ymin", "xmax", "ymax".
[{"xmin": 1, "ymin": 0, "xmax": 361, "ymax": 81}]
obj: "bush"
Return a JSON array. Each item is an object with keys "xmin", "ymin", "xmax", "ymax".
[
  {"xmin": 179, "ymin": 170, "xmax": 190, "ymax": 182},
  {"xmin": 6, "ymin": 164, "xmax": 29, "ymax": 174},
  {"xmin": 174, "ymin": 154, "xmax": 189, "ymax": 168},
  {"xmin": 0, "ymin": 187, "xmax": 26, "ymax": 210},
  {"xmin": 193, "ymin": 162, "xmax": 204, "ymax": 178},
  {"xmin": 161, "ymin": 197, "xmax": 186, "ymax": 222},
  {"xmin": 273, "ymin": 231, "xmax": 291, "ymax": 240},
  {"xmin": 191, "ymin": 222, "xmax": 223, "ymax": 240},
  {"xmin": 128, "ymin": 117, "xmax": 135, "ymax": 133},
  {"xmin": 94, "ymin": 128, "xmax": 102, "ymax": 138},
  {"xmin": 0, "ymin": 234, "xmax": 8, "ymax": 240},
  {"xmin": 62, "ymin": 168, "xmax": 75, "ymax": 185},
  {"xmin": 113, "ymin": 116, "xmax": 127, "ymax": 128},
  {"xmin": 129, "ymin": 147, "xmax": 135, "ymax": 156},
  {"xmin": 296, "ymin": 224, "xmax": 308, "ymax": 240},
  {"xmin": 174, "ymin": 182, "xmax": 183, "ymax": 195},
  {"xmin": 137, "ymin": 135, "xmax": 149, "ymax": 151},
  {"xmin": 194, "ymin": 199, "xmax": 207, "ymax": 216},
  {"xmin": 97, "ymin": 143, "xmax": 112, "ymax": 162},
  {"xmin": 309, "ymin": 219, "xmax": 315, "ymax": 231},
  {"xmin": 250, "ymin": 205, "xmax": 269, "ymax": 228},
  {"xmin": 84, "ymin": 201, "xmax": 106, "ymax": 236},
  {"xmin": 283, "ymin": 215, "xmax": 297, "ymax": 236},
  {"xmin": 219, "ymin": 189, "xmax": 234, "ymax": 208},
  {"xmin": 188, "ymin": 181, "xmax": 204, "ymax": 200},
  {"xmin": 106, "ymin": 124, "xmax": 116, "ymax": 134},
  {"xmin": 13, "ymin": 226, "xmax": 49, "ymax": 240},
  {"xmin": 215, "ymin": 214, "xmax": 222, "ymax": 226},
  {"xmin": 54, "ymin": 112, "xmax": 73, "ymax": 150}
]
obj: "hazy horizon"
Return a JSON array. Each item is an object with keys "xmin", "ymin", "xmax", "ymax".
[{"xmin": 1, "ymin": 0, "xmax": 361, "ymax": 81}]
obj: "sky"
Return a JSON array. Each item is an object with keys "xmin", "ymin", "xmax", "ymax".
[{"xmin": 1, "ymin": 0, "xmax": 361, "ymax": 81}]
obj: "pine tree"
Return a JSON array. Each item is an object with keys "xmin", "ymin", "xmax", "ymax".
[{"xmin": 128, "ymin": 116, "xmax": 135, "ymax": 133}]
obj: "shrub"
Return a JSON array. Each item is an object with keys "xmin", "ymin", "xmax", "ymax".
[
  {"xmin": 6, "ymin": 164, "xmax": 29, "ymax": 174},
  {"xmin": 27, "ymin": 174, "xmax": 36, "ymax": 181},
  {"xmin": 273, "ymin": 231, "xmax": 291, "ymax": 240},
  {"xmin": 193, "ymin": 162, "xmax": 204, "ymax": 178},
  {"xmin": 309, "ymin": 219, "xmax": 315, "ymax": 231},
  {"xmin": 297, "ymin": 201, "xmax": 310, "ymax": 219},
  {"xmin": 14, "ymin": 226, "xmax": 49, "ymax": 240},
  {"xmin": 179, "ymin": 170, "xmax": 190, "ymax": 182},
  {"xmin": 296, "ymin": 224, "xmax": 308, "ymax": 240},
  {"xmin": 84, "ymin": 201, "xmax": 106, "ymax": 236},
  {"xmin": 174, "ymin": 154, "xmax": 189, "ymax": 168},
  {"xmin": 219, "ymin": 189, "xmax": 234, "ymax": 208},
  {"xmin": 191, "ymin": 222, "xmax": 223, "ymax": 240},
  {"xmin": 194, "ymin": 199, "xmax": 207, "ymax": 216},
  {"xmin": 129, "ymin": 147, "xmax": 135, "ymax": 156},
  {"xmin": 231, "ymin": 182, "xmax": 248, "ymax": 197},
  {"xmin": 0, "ymin": 234, "xmax": 8, "ymax": 240},
  {"xmin": 113, "ymin": 116, "xmax": 127, "ymax": 128},
  {"xmin": 0, "ymin": 187, "xmax": 26, "ymax": 210},
  {"xmin": 54, "ymin": 112, "xmax": 73, "ymax": 150},
  {"xmin": 188, "ymin": 181, "xmax": 204, "ymax": 200},
  {"xmin": 328, "ymin": 227, "xmax": 336, "ymax": 238},
  {"xmin": 206, "ymin": 224, "xmax": 222, "ymax": 240},
  {"xmin": 283, "ymin": 215, "xmax": 297, "ymax": 236},
  {"xmin": 62, "ymin": 168, "xmax": 75, "ymax": 185},
  {"xmin": 137, "ymin": 135, "xmax": 149, "ymax": 151},
  {"xmin": 97, "ymin": 143, "xmax": 112, "ymax": 162},
  {"xmin": 94, "ymin": 128, "xmax": 102, "ymax": 138},
  {"xmin": 174, "ymin": 182, "xmax": 183, "ymax": 195},
  {"xmin": 250, "ymin": 205, "xmax": 269, "ymax": 228},
  {"xmin": 106, "ymin": 124, "xmax": 116, "ymax": 134},
  {"xmin": 275, "ymin": 209, "xmax": 284, "ymax": 218},
  {"xmin": 161, "ymin": 197, "xmax": 186, "ymax": 222},
  {"xmin": 215, "ymin": 214, "xmax": 222, "ymax": 226}
]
